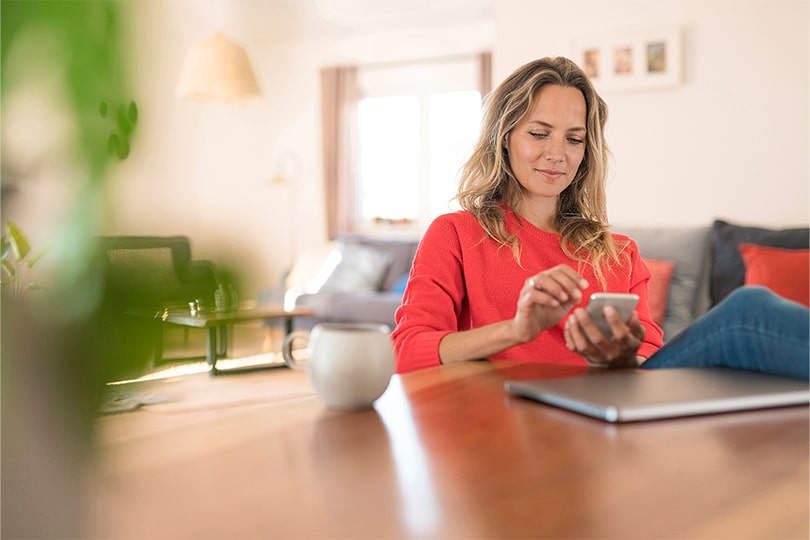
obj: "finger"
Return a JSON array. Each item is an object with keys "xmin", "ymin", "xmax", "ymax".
[
  {"xmin": 602, "ymin": 305, "xmax": 629, "ymax": 340},
  {"xmin": 524, "ymin": 277, "xmax": 562, "ymax": 307},
  {"xmin": 563, "ymin": 316, "xmax": 575, "ymax": 350},
  {"xmin": 567, "ymin": 317, "xmax": 611, "ymax": 366},
  {"xmin": 531, "ymin": 267, "xmax": 588, "ymax": 304},
  {"xmin": 626, "ymin": 312, "xmax": 647, "ymax": 341},
  {"xmin": 565, "ymin": 313, "xmax": 597, "ymax": 353},
  {"xmin": 574, "ymin": 307, "xmax": 611, "ymax": 345},
  {"xmin": 552, "ymin": 264, "xmax": 590, "ymax": 289},
  {"xmin": 569, "ymin": 309, "xmax": 643, "ymax": 368}
]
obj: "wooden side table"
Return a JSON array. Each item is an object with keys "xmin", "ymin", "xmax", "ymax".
[{"xmin": 158, "ymin": 306, "xmax": 314, "ymax": 374}]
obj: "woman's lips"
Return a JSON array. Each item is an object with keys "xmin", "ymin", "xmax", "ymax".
[{"xmin": 537, "ymin": 169, "xmax": 564, "ymax": 180}]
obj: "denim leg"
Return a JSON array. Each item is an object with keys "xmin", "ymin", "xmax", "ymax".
[{"xmin": 643, "ymin": 286, "xmax": 810, "ymax": 380}]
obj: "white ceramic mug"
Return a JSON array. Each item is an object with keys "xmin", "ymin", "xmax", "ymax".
[{"xmin": 281, "ymin": 323, "xmax": 395, "ymax": 410}]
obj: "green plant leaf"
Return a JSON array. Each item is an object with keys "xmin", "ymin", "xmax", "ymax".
[
  {"xmin": 108, "ymin": 133, "xmax": 120, "ymax": 158},
  {"xmin": 128, "ymin": 100, "xmax": 138, "ymax": 126},
  {"xmin": 117, "ymin": 104, "xmax": 132, "ymax": 135},
  {"xmin": 26, "ymin": 249, "xmax": 47, "ymax": 269},
  {"xmin": 117, "ymin": 138, "xmax": 130, "ymax": 160},
  {"xmin": 6, "ymin": 221, "xmax": 31, "ymax": 260},
  {"xmin": 99, "ymin": 101, "xmax": 108, "ymax": 117},
  {"xmin": 1, "ymin": 260, "xmax": 15, "ymax": 279},
  {"xmin": 1, "ymin": 236, "xmax": 10, "ymax": 261}
]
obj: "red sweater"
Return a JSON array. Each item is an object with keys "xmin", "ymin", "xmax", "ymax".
[{"xmin": 392, "ymin": 211, "xmax": 664, "ymax": 373}]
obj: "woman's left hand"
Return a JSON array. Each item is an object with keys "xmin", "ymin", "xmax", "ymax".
[{"xmin": 563, "ymin": 306, "xmax": 645, "ymax": 368}]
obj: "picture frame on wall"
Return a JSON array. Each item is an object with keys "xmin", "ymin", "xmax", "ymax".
[{"xmin": 573, "ymin": 26, "xmax": 682, "ymax": 92}]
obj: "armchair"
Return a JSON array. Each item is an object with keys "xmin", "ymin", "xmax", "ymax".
[{"xmin": 95, "ymin": 236, "xmax": 217, "ymax": 379}]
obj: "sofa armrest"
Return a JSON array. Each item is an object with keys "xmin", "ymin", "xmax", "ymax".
[{"xmin": 294, "ymin": 291, "xmax": 403, "ymax": 328}]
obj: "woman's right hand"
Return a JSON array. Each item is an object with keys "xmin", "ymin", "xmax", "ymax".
[
  {"xmin": 512, "ymin": 264, "xmax": 589, "ymax": 343},
  {"xmin": 438, "ymin": 265, "xmax": 589, "ymax": 366}
]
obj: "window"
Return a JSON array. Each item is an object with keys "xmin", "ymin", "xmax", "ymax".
[{"xmin": 353, "ymin": 57, "xmax": 483, "ymax": 235}]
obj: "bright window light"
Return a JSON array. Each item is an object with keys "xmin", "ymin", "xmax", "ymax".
[
  {"xmin": 357, "ymin": 96, "xmax": 420, "ymax": 222},
  {"xmin": 427, "ymin": 90, "xmax": 482, "ymax": 218},
  {"xmin": 354, "ymin": 58, "xmax": 482, "ymax": 233}
]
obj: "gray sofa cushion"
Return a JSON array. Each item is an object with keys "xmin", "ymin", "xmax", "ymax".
[
  {"xmin": 334, "ymin": 234, "xmax": 418, "ymax": 291},
  {"xmin": 319, "ymin": 241, "xmax": 394, "ymax": 293},
  {"xmin": 270, "ymin": 235, "xmax": 419, "ymax": 330},
  {"xmin": 614, "ymin": 226, "xmax": 712, "ymax": 341},
  {"xmin": 710, "ymin": 220, "xmax": 810, "ymax": 306}
]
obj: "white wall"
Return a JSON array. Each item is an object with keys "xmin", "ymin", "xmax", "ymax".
[
  {"xmin": 9, "ymin": 1, "xmax": 804, "ymax": 300},
  {"xmin": 494, "ymin": 0, "xmax": 809, "ymax": 228},
  {"xmin": 108, "ymin": 1, "xmax": 495, "ymax": 299}
]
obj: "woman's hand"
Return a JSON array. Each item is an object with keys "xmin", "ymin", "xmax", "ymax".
[
  {"xmin": 563, "ymin": 306, "xmax": 645, "ymax": 368},
  {"xmin": 512, "ymin": 265, "xmax": 589, "ymax": 343}
]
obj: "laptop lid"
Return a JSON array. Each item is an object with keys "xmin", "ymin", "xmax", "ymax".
[{"xmin": 505, "ymin": 368, "xmax": 809, "ymax": 423}]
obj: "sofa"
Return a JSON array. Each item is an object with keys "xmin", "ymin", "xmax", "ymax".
[
  {"xmin": 261, "ymin": 234, "xmax": 418, "ymax": 331},
  {"xmin": 267, "ymin": 220, "xmax": 809, "ymax": 341}
]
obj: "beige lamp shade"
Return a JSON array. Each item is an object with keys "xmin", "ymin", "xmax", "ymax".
[{"xmin": 176, "ymin": 32, "xmax": 262, "ymax": 103}]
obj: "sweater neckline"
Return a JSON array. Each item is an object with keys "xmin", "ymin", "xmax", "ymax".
[{"xmin": 505, "ymin": 209, "xmax": 561, "ymax": 244}]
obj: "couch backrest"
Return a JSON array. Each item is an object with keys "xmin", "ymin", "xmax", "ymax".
[
  {"xmin": 335, "ymin": 234, "xmax": 419, "ymax": 291},
  {"xmin": 613, "ymin": 226, "xmax": 712, "ymax": 341}
]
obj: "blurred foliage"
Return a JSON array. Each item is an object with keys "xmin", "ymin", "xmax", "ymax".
[
  {"xmin": 2, "ymin": 0, "xmax": 138, "ymax": 311},
  {"xmin": 2, "ymin": 2, "xmax": 142, "ymax": 536},
  {"xmin": 1, "ymin": 220, "xmax": 47, "ymax": 300},
  {"xmin": 2, "ymin": 0, "xmax": 136, "ymax": 175},
  {"xmin": 102, "ymin": 99, "xmax": 139, "ymax": 160}
]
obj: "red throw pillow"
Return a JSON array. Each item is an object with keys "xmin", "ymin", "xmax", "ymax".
[
  {"xmin": 739, "ymin": 243, "xmax": 810, "ymax": 306},
  {"xmin": 643, "ymin": 258, "xmax": 675, "ymax": 325}
]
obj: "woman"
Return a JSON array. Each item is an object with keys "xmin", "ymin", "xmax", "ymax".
[
  {"xmin": 392, "ymin": 56, "xmax": 659, "ymax": 373},
  {"xmin": 392, "ymin": 56, "xmax": 809, "ymax": 381}
]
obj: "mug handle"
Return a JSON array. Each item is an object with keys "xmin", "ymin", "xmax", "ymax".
[{"xmin": 281, "ymin": 330, "xmax": 310, "ymax": 370}]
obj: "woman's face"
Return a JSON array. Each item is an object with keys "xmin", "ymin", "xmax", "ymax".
[{"xmin": 505, "ymin": 84, "xmax": 587, "ymax": 203}]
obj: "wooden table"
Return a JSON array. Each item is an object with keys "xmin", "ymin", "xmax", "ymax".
[
  {"xmin": 88, "ymin": 361, "xmax": 809, "ymax": 539},
  {"xmin": 158, "ymin": 306, "xmax": 314, "ymax": 373}
]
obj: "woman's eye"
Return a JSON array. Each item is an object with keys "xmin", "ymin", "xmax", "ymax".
[
  {"xmin": 529, "ymin": 132, "xmax": 548, "ymax": 139},
  {"xmin": 567, "ymin": 137, "xmax": 584, "ymax": 145}
]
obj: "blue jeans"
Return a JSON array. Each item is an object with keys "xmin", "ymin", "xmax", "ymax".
[{"xmin": 643, "ymin": 286, "xmax": 810, "ymax": 380}]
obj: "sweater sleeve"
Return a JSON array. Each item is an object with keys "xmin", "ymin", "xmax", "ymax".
[
  {"xmin": 621, "ymin": 238, "xmax": 664, "ymax": 359},
  {"xmin": 391, "ymin": 215, "xmax": 468, "ymax": 373}
]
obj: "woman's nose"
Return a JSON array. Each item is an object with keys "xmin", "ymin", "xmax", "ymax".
[{"xmin": 545, "ymin": 137, "xmax": 564, "ymax": 162}]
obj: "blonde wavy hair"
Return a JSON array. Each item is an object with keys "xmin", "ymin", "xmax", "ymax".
[{"xmin": 456, "ymin": 56, "xmax": 625, "ymax": 285}]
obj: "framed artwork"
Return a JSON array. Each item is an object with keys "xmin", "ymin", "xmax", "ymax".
[{"xmin": 573, "ymin": 26, "xmax": 682, "ymax": 91}]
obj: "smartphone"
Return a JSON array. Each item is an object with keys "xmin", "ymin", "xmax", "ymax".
[{"xmin": 585, "ymin": 293, "xmax": 640, "ymax": 337}]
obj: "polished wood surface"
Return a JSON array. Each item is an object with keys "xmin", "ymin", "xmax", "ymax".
[{"xmin": 89, "ymin": 361, "xmax": 809, "ymax": 539}]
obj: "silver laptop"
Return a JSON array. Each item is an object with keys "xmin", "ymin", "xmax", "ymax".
[{"xmin": 505, "ymin": 368, "xmax": 809, "ymax": 423}]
